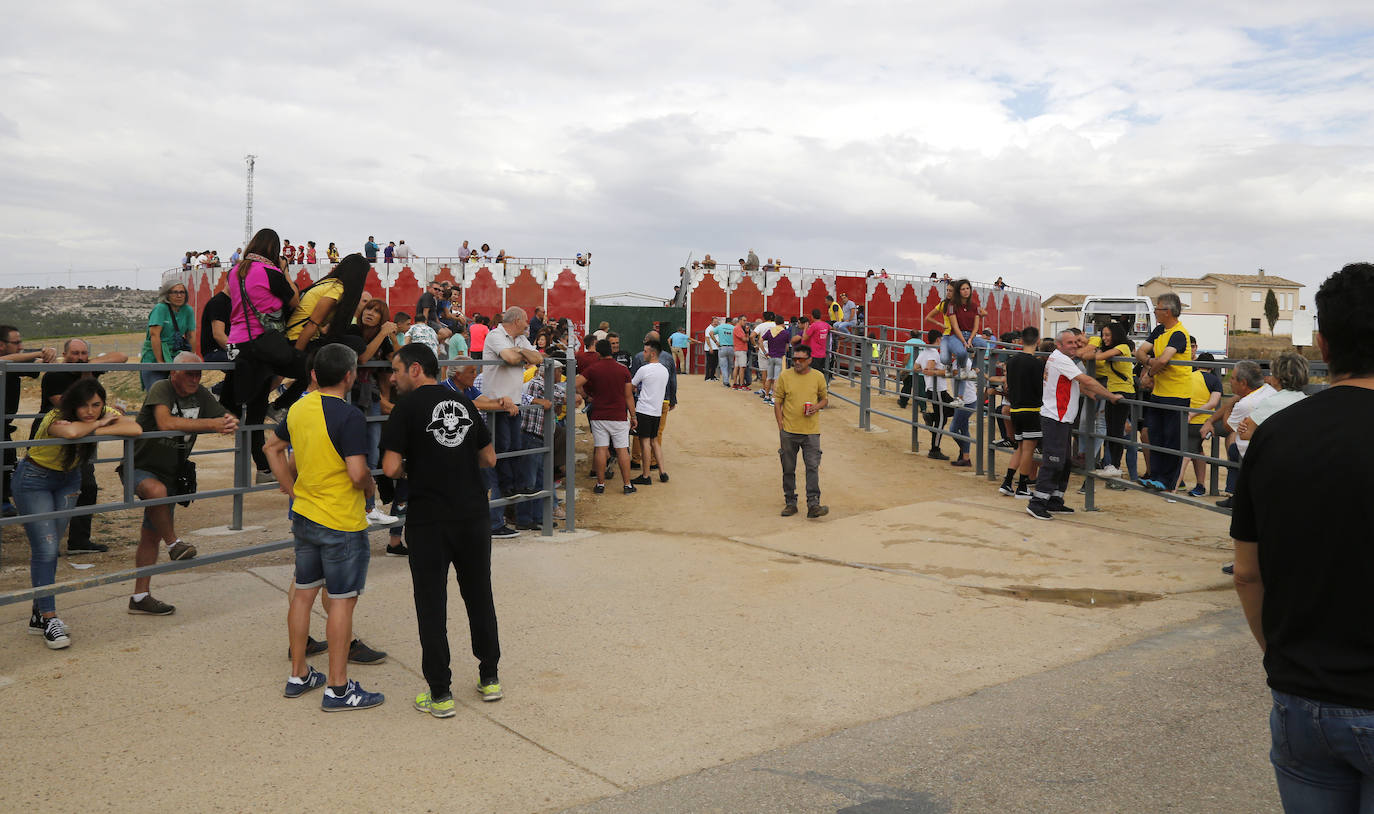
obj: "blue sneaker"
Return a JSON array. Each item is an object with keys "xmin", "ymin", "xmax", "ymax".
[
  {"xmin": 284, "ymin": 665, "xmax": 326, "ymax": 698},
  {"xmin": 1187, "ymin": 485, "xmax": 1206, "ymax": 498},
  {"xmin": 321, "ymin": 679, "xmax": 385, "ymax": 712}
]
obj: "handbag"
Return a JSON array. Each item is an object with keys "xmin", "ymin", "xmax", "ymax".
[
  {"xmin": 167, "ymin": 305, "xmax": 193, "ymax": 354},
  {"xmin": 236, "ymin": 268, "xmax": 303, "ymax": 376}
]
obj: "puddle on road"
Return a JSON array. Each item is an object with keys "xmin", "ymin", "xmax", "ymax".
[{"xmin": 972, "ymin": 584, "xmax": 1163, "ymax": 608}]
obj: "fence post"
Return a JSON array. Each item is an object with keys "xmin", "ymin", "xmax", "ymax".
[
  {"xmin": 983, "ymin": 347, "xmax": 997, "ymax": 481},
  {"xmin": 564, "ymin": 345, "xmax": 576, "ymax": 533},
  {"xmin": 122, "ymin": 437, "xmax": 136, "ymax": 504},
  {"xmin": 542, "ymin": 357, "xmax": 555, "ymax": 537},
  {"xmin": 877, "ymin": 327, "xmax": 888, "ymax": 396},
  {"xmin": 1208, "ymin": 424, "xmax": 1221, "ymax": 497},
  {"xmin": 1083, "ymin": 397, "xmax": 1098, "ymax": 512},
  {"xmin": 231, "ymin": 421, "xmax": 248, "ymax": 530},
  {"xmin": 858, "ymin": 335, "xmax": 872, "ymax": 431},
  {"xmin": 973, "ymin": 346, "xmax": 985, "ymax": 477},
  {"xmin": 0, "ymin": 365, "xmax": 6, "ymax": 509}
]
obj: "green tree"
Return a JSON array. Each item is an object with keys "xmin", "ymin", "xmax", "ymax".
[{"xmin": 1264, "ymin": 288, "xmax": 1279, "ymax": 335}]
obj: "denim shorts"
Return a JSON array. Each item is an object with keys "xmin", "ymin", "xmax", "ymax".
[
  {"xmin": 121, "ymin": 467, "xmax": 176, "ymax": 531},
  {"xmin": 292, "ymin": 513, "xmax": 370, "ymax": 599}
]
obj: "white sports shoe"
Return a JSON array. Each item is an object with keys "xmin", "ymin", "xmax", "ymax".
[
  {"xmin": 1093, "ymin": 465, "xmax": 1122, "ymax": 478},
  {"xmin": 366, "ymin": 508, "xmax": 399, "ymax": 526}
]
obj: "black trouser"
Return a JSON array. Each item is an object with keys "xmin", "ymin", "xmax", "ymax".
[
  {"xmin": 65, "ymin": 462, "xmax": 98, "ymax": 546},
  {"xmin": 1146, "ymin": 395, "xmax": 1189, "ymax": 487},
  {"xmin": 898, "ymin": 372, "xmax": 915, "ymax": 408},
  {"xmin": 703, "ymin": 349, "xmax": 718, "ymax": 380},
  {"xmin": 407, "ymin": 520, "xmax": 500, "ymax": 697},
  {"xmin": 1104, "ymin": 398, "xmax": 1131, "ymax": 469},
  {"xmin": 245, "ymin": 396, "xmax": 270, "ymax": 472},
  {"xmin": 1033, "ymin": 417, "xmax": 1073, "ymax": 502},
  {"xmin": 2, "ymin": 421, "xmax": 14, "ymax": 503}
]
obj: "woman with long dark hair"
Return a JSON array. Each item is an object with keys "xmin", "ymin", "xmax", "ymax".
[
  {"xmin": 272, "ymin": 254, "xmax": 371, "ymax": 410},
  {"xmin": 13, "ymin": 378, "xmax": 141, "ymax": 649},
  {"xmin": 225, "ymin": 228, "xmax": 299, "ymax": 478},
  {"xmin": 1081, "ymin": 320, "xmax": 1137, "ymax": 484},
  {"xmin": 350, "ymin": 297, "xmax": 402, "ymax": 529}
]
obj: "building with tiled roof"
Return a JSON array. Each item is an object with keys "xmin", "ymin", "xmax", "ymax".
[{"xmin": 1138, "ymin": 270, "xmax": 1304, "ymax": 335}]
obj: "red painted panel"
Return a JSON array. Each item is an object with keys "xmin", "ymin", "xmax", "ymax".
[
  {"xmin": 294, "ymin": 268, "xmax": 314, "ymax": 291},
  {"xmin": 191, "ymin": 272, "xmax": 214, "ymax": 355},
  {"xmin": 363, "ymin": 267, "xmax": 385, "ymax": 302},
  {"xmin": 211, "ymin": 270, "xmax": 228, "ymax": 296},
  {"xmin": 766, "ymin": 276, "xmax": 801, "ymax": 320},
  {"xmin": 389, "ymin": 267, "xmax": 422, "ymax": 314},
  {"xmin": 464, "ymin": 268, "xmax": 502, "ymax": 320},
  {"xmin": 732, "ymin": 278, "xmax": 764, "ymax": 321},
  {"xmin": 548, "ymin": 268, "xmax": 587, "ymax": 337},
  {"xmin": 867, "ymin": 281, "xmax": 896, "ymax": 328},
  {"xmin": 432, "ymin": 265, "xmax": 457, "ymax": 287},
  {"xmin": 835, "ymin": 276, "xmax": 865, "ymax": 309},
  {"xmin": 505, "ymin": 268, "xmax": 544, "ymax": 318},
  {"xmin": 689, "ymin": 275, "xmax": 727, "ymax": 340},
  {"xmin": 895, "ymin": 282, "xmax": 923, "ymax": 331},
  {"xmin": 801, "ymin": 277, "xmax": 830, "ymax": 320},
  {"xmin": 984, "ymin": 291, "xmax": 1005, "ymax": 336}
]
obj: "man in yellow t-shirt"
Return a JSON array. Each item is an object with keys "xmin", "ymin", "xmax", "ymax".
[
  {"xmin": 1135, "ymin": 293, "xmax": 1193, "ymax": 491},
  {"xmin": 773, "ymin": 344, "xmax": 829, "ymax": 518}
]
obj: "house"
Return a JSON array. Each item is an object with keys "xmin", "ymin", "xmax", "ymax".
[
  {"xmin": 1137, "ymin": 271, "xmax": 1303, "ymax": 335},
  {"xmin": 1040, "ymin": 293, "xmax": 1086, "ymax": 336}
]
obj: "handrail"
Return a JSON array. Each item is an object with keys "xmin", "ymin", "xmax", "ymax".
[
  {"xmin": 681, "ymin": 263, "xmax": 1038, "ymax": 300},
  {"xmin": 0, "ymin": 346, "xmax": 580, "ymax": 606}
]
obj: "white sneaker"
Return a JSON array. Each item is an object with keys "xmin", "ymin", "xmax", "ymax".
[
  {"xmin": 366, "ymin": 508, "xmax": 399, "ymax": 526},
  {"xmin": 553, "ymin": 505, "xmax": 566, "ymax": 520},
  {"xmin": 946, "ymin": 398, "xmax": 964, "ymax": 409},
  {"xmin": 1093, "ymin": 465, "xmax": 1122, "ymax": 478}
]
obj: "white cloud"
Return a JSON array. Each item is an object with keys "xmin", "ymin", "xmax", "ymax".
[{"xmin": 2, "ymin": 0, "xmax": 1374, "ymax": 306}]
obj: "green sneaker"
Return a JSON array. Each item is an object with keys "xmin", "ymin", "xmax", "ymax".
[
  {"xmin": 413, "ymin": 691, "xmax": 456, "ymax": 718},
  {"xmin": 478, "ymin": 679, "xmax": 503, "ymax": 702}
]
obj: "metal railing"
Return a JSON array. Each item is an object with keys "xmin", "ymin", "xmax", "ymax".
[
  {"xmin": 0, "ymin": 349, "xmax": 578, "ymax": 607},
  {"xmin": 818, "ymin": 326, "xmax": 1327, "ymax": 516}
]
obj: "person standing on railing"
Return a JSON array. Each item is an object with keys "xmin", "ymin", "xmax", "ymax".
[
  {"xmin": 999, "ymin": 325, "xmax": 1044, "ymax": 498},
  {"xmin": 774, "ymin": 343, "xmax": 828, "ymax": 519},
  {"xmin": 1229, "ymin": 263, "xmax": 1374, "ymax": 810},
  {"xmin": 16, "ymin": 378, "xmax": 142, "ymax": 649},
  {"xmin": 1027, "ymin": 331, "xmax": 1122, "ymax": 521},
  {"xmin": 382, "ymin": 343, "xmax": 503, "ymax": 715},
  {"xmin": 139, "ymin": 279, "xmax": 194, "ymax": 391},
  {"xmin": 124, "ymin": 353, "xmax": 239, "ymax": 616},
  {"xmin": 36, "ymin": 338, "xmax": 130, "ymax": 555},
  {"xmin": 1134, "ymin": 293, "xmax": 1192, "ymax": 492},
  {"xmin": 266, "ymin": 343, "xmax": 384, "ymax": 711},
  {"xmin": 364, "ymin": 236, "xmax": 379, "ymax": 263}
]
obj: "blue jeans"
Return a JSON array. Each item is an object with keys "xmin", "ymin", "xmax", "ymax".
[
  {"xmin": 363, "ymin": 400, "xmax": 381, "ymax": 511},
  {"xmin": 520, "ymin": 429, "xmax": 556, "ymax": 525},
  {"xmin": 140, "ymin": 369, "xmax": 168, "ymax": 391},
  {"xmin": 488, "ymin": 413, "xmax": 528, "ymax": 529},
  {"xmin": 1225, "ymin": 442, "xmax": 1242, "ymax": 493},
  {"xmin": 939, "ymin": 333, "xmax": 969, "ymax": 370},
  {"xmin": 717, "ymin": 349, "xmax": 733, "ymax": 385},
  {"xmin": 1270, "ymin": 688, "xmax": 1374, "ymax": 812},
  {"xmin": 951, "ymin": 406, "xmax": 972, "ymax": 456},
  {"xmin": 11, "ymin": 459, "xmax": 82, "ymax": 615}
]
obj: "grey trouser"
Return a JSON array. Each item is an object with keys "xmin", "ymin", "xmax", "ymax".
[
  {"xmin": 1034, "ymin": 417, "xmax": 1073, "ymax": 500},
  {"xmin": 779, "ymin": 431, "xmax": 822, "ymax": 506},
  {"xmin": 718, "ymin": 349, "xmax": 734, "ymax": 384}
]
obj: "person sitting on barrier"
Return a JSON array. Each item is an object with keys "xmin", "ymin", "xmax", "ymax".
[
  {"xmin": 139, "ymin": 279, "xmax": 195, "ymax": 392},
  {"xmin": 36, "ymin": 338, "xmax": 130, "ymax": 554},
  {"xmin": 897, "ymin": 329, "xmax": 925, "ymax": 409},
  {"xmin": 915, "ymin": 329, "xmax": 953, "ymax": 461},
  {"xmin": 16, "ymin": 378, "xmax": 142, "ymax": 649},
  {"xmin": 928, "ymin": 279, "xmax": 985, "ymax": 407},
  {"xmin": 1202, "ymin": 359, "xmax": 1272, "ymax": 510},
  {"xmin": 1134, "ymin": 293, "xmax": 1193, "ymax": 492},
  {"xmin": 834, "ymin": 293, "xmax": 858, "ymax": 333},
  {"xmin": 266, "ymin": 343, "xmax": 385, "ymax": 711},
  {"xmin": 1179, "ymin": 352, "xmax": 1223, "ymax": 497},
  {"xmin": 1027, "ymin": 331, "xmax": 1123, "ymax": 520},
  {"xmin": 272, "ymin": 253, "xmax": 371, "ymax": 414},
  {"xmin": 124, "ymin": 352, "xmax": 239, "ymax": 616},
  {"xmin": 999, "ymin": 325, "xmax": 1044, "ymax": 497},
  {"xmin": 948, "ymin": 353, "xmax": 977, "ymax": 468}
]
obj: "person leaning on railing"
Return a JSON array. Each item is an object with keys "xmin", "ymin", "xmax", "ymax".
[
  {"xmin": 2, "ymin": 325, "xmax": 57, "ymax": 516},
  {"xmin": 15, "ymin": 378, "xmax": 142, "ymax": 650},
  {"xmin": 1134, "ymin": 293, "xmax": 1193, "ymax": 492},
  {"xmin": 1201, "ymin": 360, "xmax": 1272, "ymax": 510}
]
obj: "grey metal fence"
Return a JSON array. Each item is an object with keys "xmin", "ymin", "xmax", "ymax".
[
  {"xmin": 0, "ymin": 349, "xmax": 578, "ymax": 607},
  {"xmin": 825, "ymin": 326, "xmax": 1327, "ymax": 516}
]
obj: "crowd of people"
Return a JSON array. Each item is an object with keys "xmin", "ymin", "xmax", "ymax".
[{"xmin": 184, "ymin": 239, "xmax": 597, "ymax": 274}]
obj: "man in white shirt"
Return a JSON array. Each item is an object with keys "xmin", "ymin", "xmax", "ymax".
[
  {"xmin": 1200, "ymin": 360, "xmax": 1274, "ymax": 506},
  {"xmin": 914, "ymin": 329, "xmax": 951, "ymax": 460},
  {"xmin": 629, "ymin": 339, "xmax": 670, "ymax": 485},
  {"xmin": 702, "ymin": 317, "xmax": 721, "ymax": 381},
  {"xmin": 1028, "ymin": 330, "xmax": 1121, "ymax": 520},
  {"xmin": 395, "ymin": 240, "xmax": 412, "ymax": 260},
  {"xmin": 481, "ymin": 307, "xmax": 545, "ymax": 536}
]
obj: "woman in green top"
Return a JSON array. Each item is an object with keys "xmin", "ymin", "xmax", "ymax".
[
  {"xmin": 14, "ymin": 378, "xmax": 142, "ymax": 648},
  {"xmin": 140, "ymin": 279, "xmax": 195, "ymax": 390},
  {"xmin": 1081, "ymin": 321, "xmax": 1137, "ymax": 483}
]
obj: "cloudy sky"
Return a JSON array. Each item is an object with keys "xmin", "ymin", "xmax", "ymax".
[{"xmin": 4, "ymin": 1, "xmax": 1373, "ymax": 303}]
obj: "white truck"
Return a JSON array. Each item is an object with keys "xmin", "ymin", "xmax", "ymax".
[{"xmin": 1054, "ymin": 296, "xmax": 1229, "ymax": 357}]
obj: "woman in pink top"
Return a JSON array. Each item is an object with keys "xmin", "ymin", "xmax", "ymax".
[
  {"xmin": 225, "ymin": 228, "xmax": 299, "ymax": 475},
  {"xmin": 469, "ymin": 317, "xmax": 490, "ymax": 354}
]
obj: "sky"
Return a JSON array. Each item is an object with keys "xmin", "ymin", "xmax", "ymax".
[{"xmin": 4, "ymin": 1, "xmax": 1374, "ymax": 305}]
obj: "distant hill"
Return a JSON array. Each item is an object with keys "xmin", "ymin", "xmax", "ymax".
[{"xmin": 0, "ymin": 287, "xmax": 159, "ymax": 339}]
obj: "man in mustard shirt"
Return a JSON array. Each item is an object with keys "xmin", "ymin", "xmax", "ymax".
[
  {"xmin": 773, "ymin": 344, "xmax": 829, "ymax": 518},
  {"xmin": 1135, "ymin": 293, "xmax": 1193, "ymax": 491}
]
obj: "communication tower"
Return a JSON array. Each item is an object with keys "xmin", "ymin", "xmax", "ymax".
[{"xmin": 244, "ymin": 154, "xmax": 257, "ymax": 246}]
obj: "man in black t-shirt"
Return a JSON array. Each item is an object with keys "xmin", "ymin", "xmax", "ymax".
[
  {"xmin": 1231, "ymin": 263, "xmax": 1374, "ymax": 808},
  {"xmin": 199, "ymin": 291, "xmax": 232, "ymax": 362},
  {"xmin": 38, "ymin": 338, "xmax": 129, "ymax": 553},
  {"xmin": 1000, "ymin": 326, "xmax": 1044, "ymax": 498},
  {"xmin": 381, "ymin": 343, "xmax": 503, "ymax": 717}
]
